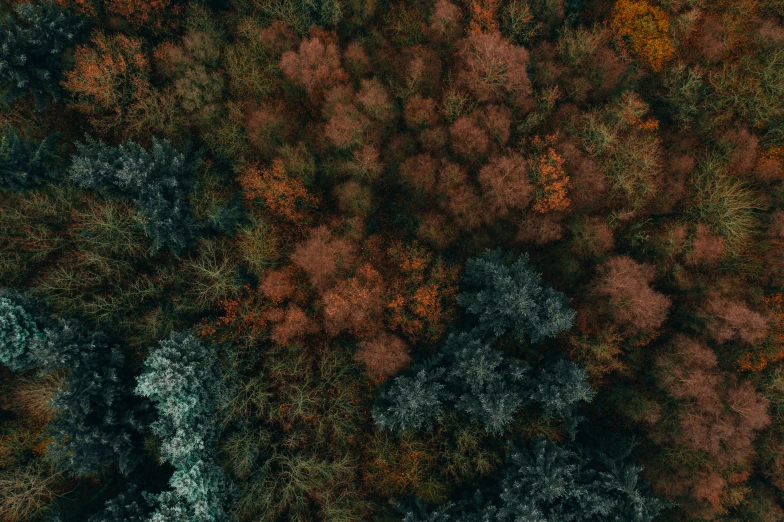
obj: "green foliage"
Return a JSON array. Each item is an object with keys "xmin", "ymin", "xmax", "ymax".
[
  {"xmin": 0, "ymin": 1, "xmax": 84, "ymax": 108},
  {"xmin": 135, "ymin": 331, "xmax": 232, "ymax": 522},
  {"xmin": 457, "ymin": 249, "xmax": 575, "ymax": 343},
  {"xmin": 0, "ymin": 288, "xmax": 44, "ymax": 370},
  {"xmin": 68, "ymin": 138, "xmax": 201, "ymax": 256},
  {"xmin": 0, "ymin": 125, "xmax": 59, "ymax": 192},
  {"xmin": 403, "ymin": 438, "xmax": 665, "ymax": 522},
  {"xmin": 39, "ymin": 319, "xmax": 141, "ymax": 477}
]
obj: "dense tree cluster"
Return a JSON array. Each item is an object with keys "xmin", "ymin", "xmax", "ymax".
[{"xmin": 2, "ymin": 0, "xmax": 784, "ymax": 520}]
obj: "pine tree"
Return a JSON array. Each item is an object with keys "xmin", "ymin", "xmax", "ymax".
[
  {"xmin": 457, "ymin": 249, "xmax": 576, "ymax": 343},
  {"xmin": 0, "ymin": 1, "xmax": 84, "ymax": 108},
  {"xmin": 0, "ymin": 288, "xmax": 46, "ymax": 371},
  {"xmin": 39, "ymin": 319, "xmax": 141, "ymax": 477},
  {"xmin": 0, "ymin": 125, "xmax": 59, "ymax": 192},
  {"xmin": 403, "ymin": 438, "xmax": 665, "ymax": 522},
  {"xmin": 372, "ymin": 366, "xmax": 452, "ymax": 432},
  {"xmin": 69, "ymin": 138, "xmax": 201, "ymax": 256},
  {"xmin": 135, "ymin": 331, "xmax": 232, "ymax": 522}
]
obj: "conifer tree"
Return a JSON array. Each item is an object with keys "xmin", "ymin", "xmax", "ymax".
[
  {"xmin": 0, "ymin": 1, "xmax": 84, "ymax": 108},
  {"xmin": 457, "ymin": 249, "xmax": 576, "ymax": 343},
  {"xmin": 0, "ymin": 288, "xmax": 45, "ymax": 371},
  {"xmin": 0, "ymin": 124, "xmax": 59, "ymax": 192},
  {"xmin": 69, "ymin": 138, "xmax": 201, "ymax": 256}
]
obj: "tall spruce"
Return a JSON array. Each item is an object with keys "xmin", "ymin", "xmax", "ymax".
[{"xmin": 0, "ymin": 124, "xmax": 59, "ymax": 192}]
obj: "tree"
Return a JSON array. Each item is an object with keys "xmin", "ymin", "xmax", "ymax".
[
  {"xmin": 0, "ymin": 125, "xmax": 59, "ymax": 192},
  {"xmin": 39, "ymin": 319, "xmax": 141, "ymax": 477},
  {"xmin": 373, "ymin": 366, "xmax": 452, "ymax": 432},
  {"xmin": 68, "ymin": 138, "xmax": 200, "ymax": 256},
  {"xmin": 0, "ymin": 1, "xmax": 84, "ymax": 108},
  {"xmin": 457, "ymin": 249, "xmax": 575, "ymax": 343},
  {"xmin": 403, "ymin": 438, "xmax": 665, "ymax": 522},
  {"xmin": 610, "ymin": 0, "xmax": 674, "ymax": 72},
  {"xmin": 478, "ymin": 153, "xmax": 533, "ymax": 217},
  {"xmin": 135, "ymin": 331, "xmax": 232, "ymax": 522},
  {"xmin": 0, "ymin": 288, "xmax": 45, "ymax": 371},
  {"xmin": 595, "ymin": 256, "xmax": 670, "ymax": 334}
]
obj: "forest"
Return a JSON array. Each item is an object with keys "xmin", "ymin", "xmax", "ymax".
[{"xmin": 1, "ymin": 0, "xmax": 783, "ymax": 520}]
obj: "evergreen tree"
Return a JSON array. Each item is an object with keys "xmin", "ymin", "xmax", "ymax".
[
  {"xmin": 39, "ymin": 319, "xmax": 141, "ymax": 476},
  {"xmin": 0, "ymin": 288, "xmax": 45, "ymax": 370},
  {"xmin": 403, "ymin": 438, "xmax": 665, "ymax": 522},
  {"xmin": 135, "ymin": 331, "xmax": 232, "ymax": 522},
  {"xmin": 69, "ymin": 138, "xmax": 201, "ymax": 255},
  {"xmin": 373, "ymin": 366, "xmax": 452, "ymax": 432},
  {"xmin": 0, "ymin": 124, "xmax": 59, "ymax": 192},
  {"xmin": 0, "ymin": 1, "xmax": 84, "ymax": 108},
  {"xmin": 88, "ymin": 485, "xmax": 154, "ymax": 522},
  {"xmin": 457, "ymin": 249, "xmax": 576, "ymax": 343}
]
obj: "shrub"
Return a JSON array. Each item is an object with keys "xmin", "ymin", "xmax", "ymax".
[{"xmin": 0, "ymin": 2, "xmax": 84, "ymax": 108}]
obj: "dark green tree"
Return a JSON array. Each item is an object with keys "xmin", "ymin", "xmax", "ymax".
[
  {"xmin": 68, "ymin": 138, "xmax": 201, "ymax": 256},
  {"xmin": 0, "ymin": 124, "xmax": 59, "ymax": 192},
  {"xmin": 0, "ymin": 287, "xmax": 46, "ymax": 370},
  {"xmin": 457, "ymin": 249, "xmax": 576, "ymax": 343},
  {"xmin": 38, "ymin": 319, "xmax": 141, "ymax": 477},
  {"xmin": 403, "ymin": 438, "xmax": 665, "ymax": 522},
  {"xmin": 0, "ymin": 1, "xmax": 84, "ymax": 108}
]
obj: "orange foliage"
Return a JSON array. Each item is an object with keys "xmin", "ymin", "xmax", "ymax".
[
  {"xmin": 467, "ymin": 0, "xmax": 499, "ymax": 35},
  {"xmin": 610, "ymin": 0, "xmax": 675, "ymax": 72},
  {"xmin": 385, "ymin": 242, "xmax": 459, "ymax": 343},
  {"xmin": 531, "ymin": 137, "xmax": 570, "ymax": 213},
  {"xmin": 354, "ymin": 333, "xmax": 411, "ymax": 381},
  {"xmin": 236, "ymin": 158, "xmax": 319, "ymax": 225},
  {"xmin": 291, "ymin": 226, "xmax": 356, "ymax": 290},
  {"xmin": 322, "ymin": 264, "xmax": 385, "ymax": 339},
  {"xmin": 62, "ymin": 31, "xmax": 152, "ymax": 130},
  {"xmin": 269, "ymin": 304, "xmax": 318, "ymax": 345},
  {"xmin": 260, "ymin": 269, "xmax": 296, "ymax": 304}
]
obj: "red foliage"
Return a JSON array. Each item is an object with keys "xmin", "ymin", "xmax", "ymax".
[
  {"xmin": 236, "ymin": 158, "xmax": 319, "ymax": 224},
  {"xmin": 356, "ymin": 79, "xmax": 396, "ymax": 123},
  {"xmin": 322, "ymin": 264, "xmax": 385, "ymax": 339},
  {"xmin": 244, "ymin": 100, "xmax": 295, "ymax": 159},
  {"xmin": 455, "ymin": 31, "xmax": 533, "ymax": 110},
  {"xmin": 449, "ymin": 116, "xmax": 490, "ymax": 159},
  {"xmin": 279, "ymin": 29, "xmax": 348, "ymax": 101},
  {"xmin": 596, "ymin": 256, "xmax": 671, "ymax": 333},
  {"xmin": 404, "ymin": 96, "xmax": 439, "ymax": 129},
  {"xmin": 516, "ymin": 213, "xmax": 565, "ymax": 245},
  {"xmin": 685, "ymin": 224, "xmax": 726, "ymax": 266},
  {"xmin": 399, "ymin": 154, "xmax": 437, "ymax": 195},
  {"xmin": 291, "ymin": 226, "xmax": 355, "ymax": 291},
  {"xmin": 478, "ymin": 153, "xmax": 533, "ymax": 216},
  {"xmin": 477, "ymin": 104, "xmax": 511, "ymax": 147},
  {"xmin": 556, "ymin": 141, "xmax": 606, "ymax": 210},
  {"xmin": 342, "ymin": 42, "xmax": 371, "ymax": 79},
  {"xmin": 660, "ymin": 336, "xmax": 770, "ymax": 468},
  {"xmin": 703, "ymin": 295, "xmax": 770, "ymax": 344},
  {"xmin": 260, "ymin": 268, "xmax": 295, "ymax": 304},
  {"xmin": 721, "ymin": 128, "xmax": 759, "ymax": 176},
  {"xmin": 435, "ymin": 161, "xmax": 485, "ymax": 231},
  {"xmin": 354, "ymin": 333, "xmax": 411, "ymax": 381},
  {"xmin": 428, "ymin": 0, "xmax": 463, "ymax": 41},
  {"xmin": 323, "ymin": 100, "xmax": 368, "ymax": 150}
]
